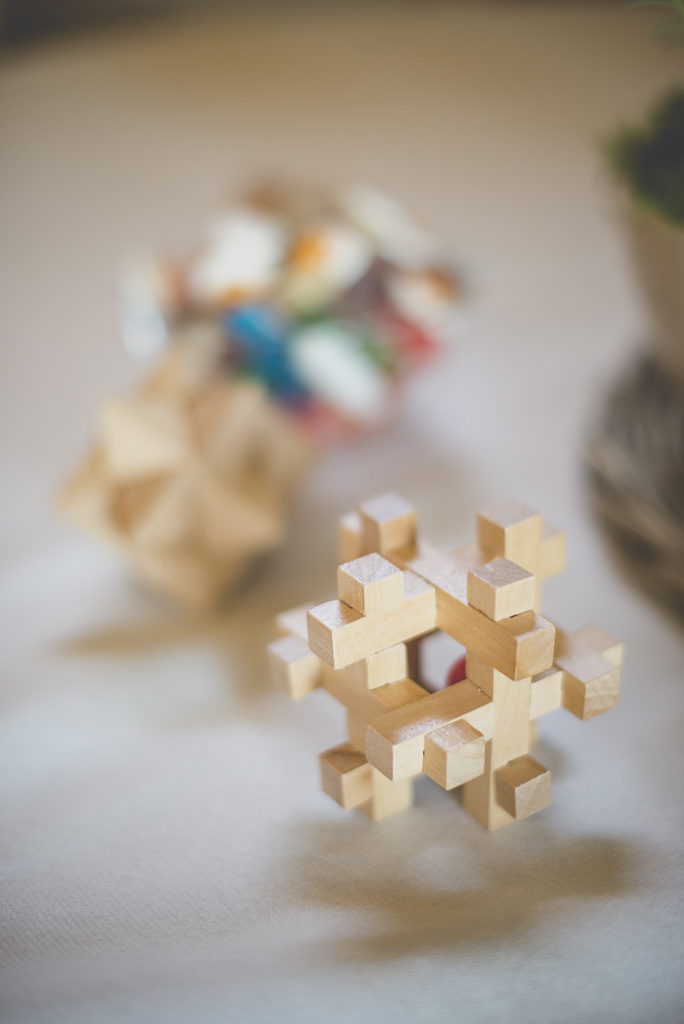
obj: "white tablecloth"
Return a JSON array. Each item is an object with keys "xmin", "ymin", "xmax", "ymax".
[{"xmin": 1, "ymin": 6, "xmax": 683, "ymax": 1022}]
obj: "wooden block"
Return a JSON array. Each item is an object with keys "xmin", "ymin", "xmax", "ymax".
[
  {"xmin": 346, "ymin": 711, "xmax": 367, "ymax": 751},
  {"xmin": 461, "ymin": 740, "xmax": 514, "ymax": 831},
  {"xmin": 338, "ymin": 511, "xmax": 362, "ymax": 563},
  {"xmin": 268, "ymin": 634, "xmax": 322, "ymax": 699},
  {"xmin": 275, "ymin": 602, "xmax": 317, "ymax": 640},
  {"xmin": 320, "ymin": 743, "xmax": 372, "ymax": 809},
  {"xmin": 530, "ymin": 668, "xmax": 563, "ymax": 719},
  {"xmin": 129, "ymin": 473, "xmax": 198, "ymax": 551},
  {"xmin": 555, "ymin": 624, "xmax": 623, "ymax": 667},
  {"xmin": 190, "ymin": 379, "xmax": 265, "ymax": 463},
  {"xmin": 556, "ymin": 650, "xmax": 620, "ymax": 721},
  {"xmin": 307, "ymin": 570, "xmax": 437, "ymax": 669},
  {"xmin": 466, "ymin": 558, "xmax": 535, "ymax": 620},
  {"xmin": 423, "ymin": 720, "xmax": 485, "ymax": 790},
  {"xmin": 476, "ymin": 501, "xmax": 542, "ymax": 575},
  {"xmin": 198, "ymin": 471, "xmax": 284, "ymax": 556},
  {"xmin": 337, "ymin": 553, "xmax": 404, "ymax": 616},
  {"xmin": 465, "ymin": 652, "xmax": 532, "ymax": 763},
  {"xmin": 390, "ymin": 539, "xmax": 554, "ymax": 680},
  {"xmin": 539, "ymin": 522, "xmax": 565, "ymax": 579},
  {"xmin": 135, "ymin": 544, "xmax": 242, "ymax": 609},
  {"xmin": 322, "ymin": 664, "xmax": 427, "ymax": 734},
  {"xmin": 109, "ymin": 476, "xmax": 173, "ymax": 540},
  {"xmin": 362, "ymin": 766, "xmax": 413, "ymax": 820},
  {"xmin": 449, "ymin": 541, "xmax": 490, "ymax": 570},
  {"xmin": 58, "ymin": 447, "xmax": 127, "ymax": 548},
  {"xmin": 365, "ymin": 679, "xmax": 493, "ymax": 781},
  {"xmin": 495, "ymin": 755, "xmax": 551, "ymax": 819},
  {"xmin": 359, "ymin": 493, "xmax": 417, "ymax": 556},
  {"xmin": 101, "ymin": 398, "xmax": 192, "ymax": 481},
  {"xmin": 345, "ymin": 643, "xmax": 408, "ymax": 690}
]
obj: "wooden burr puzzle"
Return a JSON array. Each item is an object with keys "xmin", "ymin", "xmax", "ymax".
[
  {"xmin": 268, "ymin": 493, "xmax": 623, "ymax": 828},
  {"xmin": 59, "ymin": 335, "xmax": 313, "ymax": 608}
]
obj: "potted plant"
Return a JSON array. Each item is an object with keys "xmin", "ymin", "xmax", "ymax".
[{"xmin": 588, "ymin": 1, "xmax": 684, "ymax": 618}]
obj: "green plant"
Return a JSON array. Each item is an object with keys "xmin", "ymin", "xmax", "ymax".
[
  {"xmin": 630, "ymin": 0, "xmax": 684, "ymax": 47},
  {"xmin": 608, "ymin": 88, "xmax": 684, "ymax": 226},
  {"xmin": 606, "ymin": 3, "xmax": 684, "ymax": 225}
]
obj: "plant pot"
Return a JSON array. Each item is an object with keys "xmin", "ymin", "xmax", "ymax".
[{"xmin": 627, "ymin": 202, "xmax": 684, "ymax": 385}]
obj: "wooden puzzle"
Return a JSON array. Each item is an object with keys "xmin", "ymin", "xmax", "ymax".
[
  {"xmin": 59, "ymin": 332, "xmax": 313, "ymax": 608},
  {"xmin": 268, "ymin": 493, "xmax": 622, "ymax": 828}
]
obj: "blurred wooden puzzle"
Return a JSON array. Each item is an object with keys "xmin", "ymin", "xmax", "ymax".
[{"xmin": 269, "ymin": 493, "xmax": 622, "ymax": 828}]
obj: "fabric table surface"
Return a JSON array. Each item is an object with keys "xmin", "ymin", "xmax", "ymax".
[{"xmin": 1, "ymin": 6, "xmax": 683, "ymax": 1022}]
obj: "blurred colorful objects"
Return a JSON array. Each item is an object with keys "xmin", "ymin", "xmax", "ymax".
[
  {"xmin": 117, "ymin": 182, "xmax": 464, "ymax": 437},
  {"xmin": 61, "ymin": 183, "xmax": 464, "ymax": 608}
]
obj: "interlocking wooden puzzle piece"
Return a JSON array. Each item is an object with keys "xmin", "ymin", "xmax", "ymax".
[
  {"xmin": 391, "ymin": 540, "xmax": 553, "ymax": 680},
  {"xmin": 322, "ymin": 664, "xmax": 426, "ymax": 752},
  {"xmin": 461, "ymin": 650, "xmax": 533, "ymax": 829},
  {"xmin": 365, "ymin": 680, "xmax": 493, "ymax": 781},
  {"xmin": 275, "ymin": 602, "xmax": 317, "ymax": 640},
  {"xmin": 60, "ymin": 338, "xmax": 314, "ymax": 609},
  {"xmin": 101, "ymin": 398, "xmax": 192, "ymax": 481},
  {"xmin": 494, "ymin": 754, "xmax": 551, "ymax": 819},
  {"xmin": 539, "ymin": 522, "xmax": 565, "ymax": 579},
  {"xmin": 467, "ymin": 558, "xmax": 536, "ymax": 621},
  {"xmin": 359, "ymin": 493, "xmax": 417, "ymax": 557},
  {"xmin": 476, "ymin": 501, "xmax": 542, "ymax": 575},
  {"xmin": 268, "ymin": 633, "xmax": 322, "ymax": 699},
  {"xmin": 338, "ymin": 511, "xmax": 363, "ymax": 563},
  {"xmin": 423, "ymin": 720, "xmax": 485, "ymax": 790},
  {"xmin": 320, "ymin": 744, "xmax": 372, "ymax": 809},
  {"xmin": 270, "ymin": 491, "xmax": 621, "ymax": 830},
  {"xmin": 337, "ymin": 553, "xmax": 404, "ymax": 616},
  {"xmin": 307, "ymin": 569, "xmax": 437, "ymax": 669},
  {"xmin": 364, "ymin": 766, "xmax": 413, "ymax": 821},
  {"xmin": 530, "ymin": 668, "xmax": 563, "ymax": 719},
  {"xmin": 345, "ymin": 643, "xmax": 408, "ymax": 690},
  {"xmin": 554, "ymin": 624, "xmax": 622, "ymax": 721}
]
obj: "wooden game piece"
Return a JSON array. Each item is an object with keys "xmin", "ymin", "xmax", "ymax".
[
  {"xmin": 553, "ymin": 623, "xmax": 622, "ymax": 720},
  {"xmin": 345, "ymin": 643, "xmax": 408, "ymax": 689},
  {"xmin": 449, "ymin": 541, "xmax": 489, "ymax": 569},
  {"xmin": 101, "ymin": 398, "xmax": 191, "ymax": 481},
  {"xmin": 365, "ymin": 680, "xmax": 493, "ymax": 782},
  {"xmin": 275, "ymin": 602, "xmax": 318, "ymax": 640},
  {"xmin": 345, "ymin": 712, "xmax": 367, "ymax": 751},
  {"xmin": 270, "ymin": 492, "xmax": 622, "ymax": 830},
  {"xmin": 461, "ymin": 651, "xmax": 533, "ymax": 829},
  {"xmin": 555, "ymin": 624, "xmax": 623, "ymax": 666},
  {"xmin": 321, "ymin": 664, "xmax": 426, "ymax": 747},
  {"xmin": 466, "ymin": 558, "xmax": 536, "ymax": 621},
  {"xmin": 307, "ymin": 570, "xmax": 437, "ymax": 669},
  {"xmin": 320, "ymin": 744, "xmax": 372, "ymax": 809},
  {"xmin": 539, "ymin": 522, "xmax": 565, "ymax": 579},
  {"xmin": 60, "ymin": 341, "xmax": 314, "ymax": 610},
  {"xmin": 476, "ymin": 501, "xmax": 542, "ymax": 575},
  {"xmin": 268, "ymin": 633, "xmax": 322, "ymax": 699},
  {"xmin": 337, "ymin": 553, "xmax": 404, "ymax": 616},
  {"xmin": 58, "ymin": 447, "xmax": 125, "ymax": 548},
  {"xmin": 338, "ymin": 511, "xmax": 362, "ymax": 563},
  {"xmin": 529, "ymin": 668, "xmax": 563, "ymax": 719},
  {"xmin": 423, "ymin": 720, "xmax": 485, "ymax": 790},
  {"xmin": 359, "ymin": 492, "xmax": 417, "ymax": 556},
  {"xmin": 556, "ymin": 649, "xmax": 620, "ymax": 721},
  {"xmin": 389, "ymin": 539, "xmax": 554, "ymax": 680},
  {"xmin": 362, "ymin": 767, "xmax": 413, "ymax": 821},
  {"xmin": 494, "ymin": 755, "xmax": 551, "ymax": 819}
]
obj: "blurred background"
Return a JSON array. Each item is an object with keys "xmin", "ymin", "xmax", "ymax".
[{"xmin": 1, "ymin": 3, "xmax": 683, "ymax": 1023}]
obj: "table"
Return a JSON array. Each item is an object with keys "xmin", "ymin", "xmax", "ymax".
[{"xmin": 1, "ymin": 5, "xmax": 683, "ymax": 1022}]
